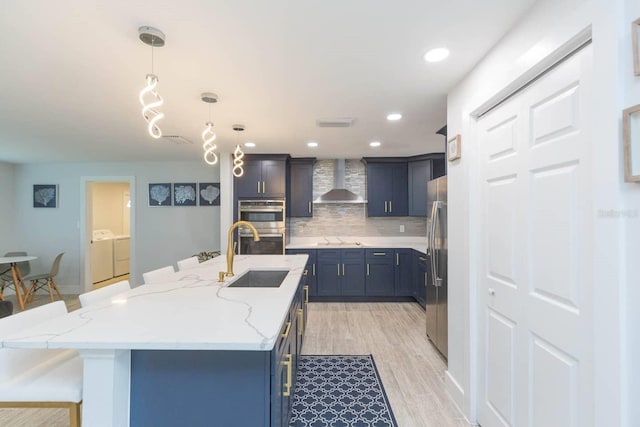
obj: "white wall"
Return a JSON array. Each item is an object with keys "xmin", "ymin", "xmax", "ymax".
[
  {"xmin": 11, "ymin": 161, "xmax": 221, "ymax": 292},
  {"xmin": 622, "ymin": 0, "xmax": 640, "ymax": 423},
  {"xmin": 92, "ymin": 182, "xmax": 130, "ymax": 235},
  {"xmin": 0, "ymin": 162, "xmax": 16, "ymax": 254},
  {"xmin": 446, "ymin": 0, "xmax": 635, "ymax": 425}
]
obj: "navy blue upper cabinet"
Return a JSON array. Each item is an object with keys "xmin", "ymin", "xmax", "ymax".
[
  {"xmin": 235, "ymin": 155, "xmax": 288, "ymax": 199},
  {"xmin": 364, "ymin": 160, "xmax": 408, "ymax": 217},
  {"xmin": 407, "ymin": 154, "xmax": 446, "ymax": 216},
  {"xmin": 287, "ymin": 158, "xmax": 315, "ymax": 217}
]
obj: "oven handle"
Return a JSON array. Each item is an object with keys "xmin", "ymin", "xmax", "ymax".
[{"xmin": 239, "ymin": 208, "xmax": 285, "ymax": 213}]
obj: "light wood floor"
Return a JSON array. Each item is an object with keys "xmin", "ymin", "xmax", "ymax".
[
  {"xmin": 303, "ymin": 302, "xmax": 470, "ymax": 427},
  {"xmin": 0, "ymin": 298, "xmax": 470, "ymax": 426}
]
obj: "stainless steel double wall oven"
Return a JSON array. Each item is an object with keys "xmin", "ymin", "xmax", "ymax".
[{"xmin": 237, "ymin": 200, "xmax": 286, "ymax": 254}]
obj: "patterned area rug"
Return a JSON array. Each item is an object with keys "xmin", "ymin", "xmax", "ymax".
[{"xmin": 290, "ymin": 355, "xmax": 398, "ymax": 427}]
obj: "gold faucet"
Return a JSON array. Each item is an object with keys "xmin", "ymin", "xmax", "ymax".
[{"xmin": 224, "ymin": 220, "xmax": 260, "ymax": 278}]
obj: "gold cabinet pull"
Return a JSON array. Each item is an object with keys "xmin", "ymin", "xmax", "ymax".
[
  {"xmin": 303, "ymin": 269, "xmax": 308, "ymax": 276},
  {"xmin": 373, "ymin": 252, "xmax": 386, "ymax": 256},
  {"xmin": 282, "ymin": 354, "xmax": 292, "ymax": 396},
  {"xmin": 281, "ymin": 321, "xmax": 291, "ymax": 338},
  {"xmin": 366, "ymin": 264, "xmax": 370, "ymax": 276},
  {"xmin": 419, "ymin": 256, "xmax": 427, "ymax": 262},
  {"xmin": 297, "ymin": 308, "xmax": 304, "ymax": 335},
  {"xmin": 304, "ymin": 285, "xmax": 309, "ymax": 304}
]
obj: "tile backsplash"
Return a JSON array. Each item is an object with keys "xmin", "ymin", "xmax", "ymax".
[{"xmin": 288, "ymin": 159, "xmax": 427, "ymax": 237}]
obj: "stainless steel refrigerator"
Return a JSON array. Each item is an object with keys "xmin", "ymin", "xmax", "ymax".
[{"xmin": 426, "ymin": 176, "xmax": 448, "ymax": 359}]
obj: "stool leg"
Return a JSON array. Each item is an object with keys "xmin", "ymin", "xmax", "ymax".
[
  {"xmin": 47, "ymin": 279, "xmax": 55, "ymax": 302},
  {"xmin": 51, "ymin": 278, "xmax": 63, "ymax": 300},
  {"xmin": 69, "ymin": 402, "xmax": 81, "ymax": 427}
]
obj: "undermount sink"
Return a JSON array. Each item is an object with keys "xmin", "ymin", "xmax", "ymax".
[{"xmin": 227, "ymin": 269, "xmax": 290, "ymax": 288}]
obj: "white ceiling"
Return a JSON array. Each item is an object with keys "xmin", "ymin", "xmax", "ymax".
[{"xmin": 0, "ymin": 0, "xmax": 535, "ymax": 163}]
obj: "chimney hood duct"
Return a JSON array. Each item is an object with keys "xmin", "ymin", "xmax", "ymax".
[{"xmin": 314, "ymin": 159, "xmax": 366, "ymax": 204}]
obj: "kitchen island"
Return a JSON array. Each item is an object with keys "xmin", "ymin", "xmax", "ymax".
[{"xmin": 1, "ymin": 254, "xmax": 309, "ymax": 427}]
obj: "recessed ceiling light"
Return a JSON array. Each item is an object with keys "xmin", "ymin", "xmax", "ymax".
[
  {"xmin": 244, "ymin": 142, "xmax": 256, "ymax": 148},
  {"xmin": 424, "ymin": 48, "xmax": 450, "ymax": 63},
  {"xmin": 369, "ymin": 141, "xmax": 381, "ymax": 148},
  {"xmin": 387, "ymin": 113, "xmax": 402, "ymax": 121},
  {"xmin": 307, "ymin": 141, "xmax": 318, "ymax": 148}
]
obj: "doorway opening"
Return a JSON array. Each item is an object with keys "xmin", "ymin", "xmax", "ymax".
[{"xmin": 81, "ymin": 176, "xmax": 135, "ymax": 294}]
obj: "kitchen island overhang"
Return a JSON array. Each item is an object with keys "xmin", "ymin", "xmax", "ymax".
[{"xmin": 1, "ymin": 254, "xmax": 309, "ymax": 427}]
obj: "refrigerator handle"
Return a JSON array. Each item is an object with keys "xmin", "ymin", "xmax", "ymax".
[
  {"xmin": 427, "ymin": 201, "xmax": 438, "ymax": 257},
  {"xmin": 430, "ymin": 201, "xmax": 441, "ymax": 288}
]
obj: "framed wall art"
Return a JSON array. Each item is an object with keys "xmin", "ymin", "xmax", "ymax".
[
  {"xmin": 633, "ymin": 18, "xmax": 640, "ymax": 76},
  {"xmin": 623, "ymin": 103, "xmax": 640, "ymax": 182},
  {"xmin": 33, "ymin": 184, "xmax": 58, "ymax": 208},
  {"xmin": 447, "ymin": 134, "xmax": 461, "ymax": 162},
  {"xmin": 198, "ymin": 182, "xmax": 220, "ymax": 206},
  {"xmin": 173, "ymin": 182, "xmax": 197, "ymax": 206},
  {"xmin": 148, "ymin": 183, "xmax": 172, "ymax": 206}
]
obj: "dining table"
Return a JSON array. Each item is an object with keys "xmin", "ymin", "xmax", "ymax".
[{"xmin": 0, "ymin": 255, "xmax": 37, "ymax": 311}]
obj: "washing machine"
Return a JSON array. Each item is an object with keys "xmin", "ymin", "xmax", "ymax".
[
  {"xmin": 92, "ymin": 229, "xmax": 114, "ymax": 283},
  {"xmin": 113, "ymin": 235, "xmax": 130, "ymax": 277}
]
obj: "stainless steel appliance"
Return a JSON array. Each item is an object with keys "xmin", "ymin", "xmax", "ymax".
[
  {"xmin": 426, "ymin": 176, "xmax": 448, "ymax": 359},
  {"xmin": 237, "ymin": 200, "xmax": 286, "ymax": 254}
]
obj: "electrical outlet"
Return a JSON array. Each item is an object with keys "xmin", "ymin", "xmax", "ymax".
[{"xmin": 399, "ymin": 225, "xmax": 405, "ymax": 233}]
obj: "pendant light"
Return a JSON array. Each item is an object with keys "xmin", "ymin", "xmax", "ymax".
[
  {"xmin": 138, "ymin": 26, "xmax": 165, "ymax": 139},
  {"xmin": 232, "ymin": 124, "xmax": 245, "ymax": 177},
  {"xmin": 201, "ymin": 93, "xmax": 218, "ymax": 165}
]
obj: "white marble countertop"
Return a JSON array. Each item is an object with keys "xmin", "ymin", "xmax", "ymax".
[
  {"xmin": 286, "ymin": 236, "xmax": 427, "ymax": 254},
  {"xmin": 2, "ymin": 255, "xmax": 308, "ymax": 352}
]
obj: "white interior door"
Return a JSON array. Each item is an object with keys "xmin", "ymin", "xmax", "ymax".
[{"xmin": 477, "ymin": 44, "xmax": 593, "ymax": 427}]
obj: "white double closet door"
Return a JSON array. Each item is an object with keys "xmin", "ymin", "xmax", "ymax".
[{"xmin": 477, "ymin": 43, "xmax": 593, "ymax": 427}]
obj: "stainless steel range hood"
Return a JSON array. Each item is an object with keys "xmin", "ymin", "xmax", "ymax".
[{"xmin": 313, "ymin": 159, "xmax": 366, "ymax": 204}]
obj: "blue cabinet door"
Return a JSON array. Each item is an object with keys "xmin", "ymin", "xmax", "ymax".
[
  {"xmin": 414, "ymin": 251, "xmax": 427, "ymax": 308},
  {"xmin": 317, "ymin": 250, "xmax": 341, "ymax": 296},
  {"xmin": 262, "ymin": 160, "xmax": 286, "ymax": 198},
  {"xmin": 408, "ymin": 160, "xmax": 430, "ymax": 216},
  {"xmin": 366, "ymin": 163, "xmax": 391, "ymax": 217},
  {"xmin": 365, "ymin": 249, "xmax": 395, "ymax": 296},
  {"xmin": 235, "ymin": 159, "xmax": 263, "ymax": 199},
  {"xmin": 341, "ymin": 249, "xmax": 365, "ymax": 296},
  {"xmin": 289, "ymin": 161, "xmax": 314, "ymax": 217},
  {"xmin": 389, "ymin": 164, "xmax": 408, "ymax": 216},
  {"xmin": 394, "ymin": 249, "xmax": 414, "ymax": 296}
]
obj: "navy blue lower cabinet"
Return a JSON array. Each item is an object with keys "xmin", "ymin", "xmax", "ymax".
[
  {"xmin": 394, "ymin": 249, "xmax": 414, "ymax": 296},
  {"xmin": 317, "ymin": 249, "xmax": 365, "ymax": 296},
  {"xmin": 414, "ymin": 251, "xmax": 428, "ymax": 308},
  {"xmin": 365, "ymin": 249, "xmax": 395, "ymax": 296}
]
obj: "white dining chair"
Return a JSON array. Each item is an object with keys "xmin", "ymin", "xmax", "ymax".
[
  {"xmin": 79, "ymin": 280, "xmax": 131, "ymax": 307},
  {"xmin": 0, "ymin": 301, "xmax": 82, "ymax": 426},
  {"xmin": 142, "ymin": 265, "xmax": 176, "ymax": 284},
  {"xmin": 176, "ymin": 256, "xmax": 199, "ymax": 271}
]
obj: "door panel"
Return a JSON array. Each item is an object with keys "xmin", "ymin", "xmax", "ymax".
[{"xmin": 478, "ymin": 44, "xmax": 593, "ymax": 427}]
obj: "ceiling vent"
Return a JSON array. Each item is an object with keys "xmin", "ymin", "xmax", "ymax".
[
  {"xmin": 316, "ymin": 118, "xmax": 355, "ymax": 128},
  {"xmin": 162, "ymin": 135, "xmax": 194, "ymax": 145}
]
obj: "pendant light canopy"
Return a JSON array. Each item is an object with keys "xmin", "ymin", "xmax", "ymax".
[
  {"xmin": 232, "ymin": 124, "xmax": 245, "ymax": 177},
  {"xmin": 138, "ymin": 26, "xmax": 165, "ymax": 139},
  {"xmin": 201, "ymin": 93, "xmax": 218, "ymax": 165}
]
